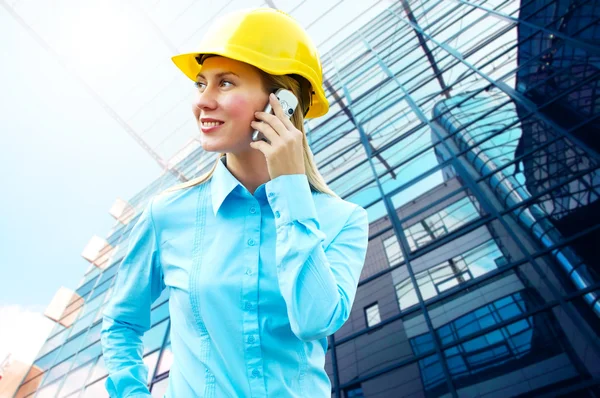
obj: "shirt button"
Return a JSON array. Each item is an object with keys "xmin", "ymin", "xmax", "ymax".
[
  {"xmin": 245, "ymin": 302, "xmax": 254, "ymax": 310},
  {"xmin": 268, "ymin": 192, "xmax": 275, "ymax": 198},
  {"xmin": 248, "ymin": 238, "xmax": 255, "ymax": 246},
  {"xmin": 275, "ymin": 211, "xmax": 280, "ymax": 218},
  {"xmin": 248, "ymin": 335, "xmax": 255, "ymax": 343},
  {"xmin": 252, "ymin": 369, "xmax": 261, "ymax": 378},
  {"xmin": 250, "ymin": 207, "xmax": 256, "ymax": 214},
  {"xmin": 245, "ymin": 269, "xmax": 252, "ymax": 276}
]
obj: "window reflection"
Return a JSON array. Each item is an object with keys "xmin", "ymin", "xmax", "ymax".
[
  {"xmin": 37, "ymin": 327, "xmax": 71, "ymax": 360},
  {"xmin": 57, "ymin": 360, "xmax": 93, "ymax": 398},
  {"xmin": 69, "ymin": 310, "xmax": 96, "ymax": 338},
  {"xmin": 35, "ymin": 376, "xmax": 62, "ymax": 398},
  {"xmin": 84, "ymin": 322, "xmax": 102, "ymax": 348},
  {"xmin": 88, "ymin": 355, "xmax": 107, "ymax": 383},
  {"xmin": 383, "ymin": 235, "xmax": 404, "ymax": 267},
  {"xmin": 396, "ymin": 239, "xmax": 504, "ymax": 310},
  {"xmin": 73, "ymin": 341, "xmax": 102, "ymax": 369},
  {"xmin": 81, "ymin": 376, "xmax": 108, "ymax": 398},
  {"xmin": 156, "ymin": 343, "xmax": 173, "ymax": 376},
  {"xmin": 150, "ymin": 377, "xmax": 170, "ymax": 398},
  {"xmin": 144, "ymin": 351, "xmax": 160, "ymax": 384},
  {"xmin": 365, "ymin": 303, "xmax": 381, "ymax": 327},
  {"xmin": 404, "ymin": 196, "xmax": 482, "ymax": 251},
  {"xmin": 410, "ymin": 291, "xmax": 566, "ymax": 396}
]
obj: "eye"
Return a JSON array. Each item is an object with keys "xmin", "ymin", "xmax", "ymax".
[{"xmin": 194, "ymin": 79, "xmax": 234, "ymax": 90}]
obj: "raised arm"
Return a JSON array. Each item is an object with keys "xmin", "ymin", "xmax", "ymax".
[
  {"xmin": 100, "ymin": 197, "xmax": 166, "ymax": 397},
  {"xmin": 266, "ymin": 175, "xmax": 369, "ymax": 342}
]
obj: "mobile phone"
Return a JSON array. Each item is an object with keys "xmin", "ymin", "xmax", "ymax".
[{"xmin": 251, "ymin": 88, "xmax": 298, "ymax": 144}]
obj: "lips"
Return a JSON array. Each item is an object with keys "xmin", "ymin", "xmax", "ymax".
[{"xmin": 200, "ymin": 120, "xmax": 224, "ymax": 133}]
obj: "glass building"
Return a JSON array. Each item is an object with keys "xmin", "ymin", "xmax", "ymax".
[{"xmin": 13, "ymin": 0, "xmax": 599, "ymax": 397}]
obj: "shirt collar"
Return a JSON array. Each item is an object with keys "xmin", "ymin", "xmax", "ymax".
[{"xmin": 211, "ymin": 156, "xmax": 241, "ymax": 216}]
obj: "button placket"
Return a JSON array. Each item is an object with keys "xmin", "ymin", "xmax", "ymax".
[{"xmin": 241, "ymin": 199, "xmax": 265, "ymax": 396}]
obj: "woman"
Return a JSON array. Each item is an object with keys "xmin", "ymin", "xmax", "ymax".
[{"xmin": 100, "ymin": 7, "xmax": 369, "ymax": 398}]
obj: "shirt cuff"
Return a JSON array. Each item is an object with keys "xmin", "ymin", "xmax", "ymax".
[{"xmin": 266, "ymin": 174, "xmax": 319, "ymax": 227}]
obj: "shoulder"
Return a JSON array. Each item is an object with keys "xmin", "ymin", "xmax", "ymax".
[{"xmin": 151, "ymin": 176, "xmax": 212, "ymax": 225}]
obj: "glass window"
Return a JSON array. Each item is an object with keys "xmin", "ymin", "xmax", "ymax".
[
  {"xmin": 396, "ymin": 239, "xmax": 503, "ymax": 310},
  {"xmin": 41, "ymin": 356, "xmax": 74, "ymax": 387},
  {"xmin": 156, "ymin": 343, "xmax": 173, "ymax": 376},
  {"xmin": 89, "ymin": 279, "xmax": 112, "ymax": 301},
  {"xmin": 345, "ymin": 385, "xmax": 365, "ymax": 397},
  {"xmin": 46, "ymin": 330, "xmax": 86, "ymax": 375},
  {"xmin": 383, "ymin": 235, "xmax": 404, "ymax": 267},
  {"xmin": 365, "ymin": 303, "xmax": 381, "ymax": 327},
  {"xmin": 78, "ymin": 291, "xmax": 107, "ymax": 320},
  {"xmin": 404, "ymin": 196, "xmax": 481, "ymax": 251},
  {"xmin": 88, "ymin": 355, "xmax": 107, "ymax": 384},
  {"xmin": 83, "ymin": 322, "xmax": 102, "ymax": 348},
  {"xmin": 150, "ymin": 377, "xmax": 169, "ymax": 398},
  {"xmin": 76, "ymin": 275, "xmax": 99, "ymax": 301},
  {"xmin": 144, "ymin": 351, "xmax": 160, "ymax": 384},
  {"xmin": 69, "ymin": 310, "xmax": 97, "ymax": 338},
  {"xmin": 73, "ymin": 341, "xmax": 102, "ymax": 369},
  {"xmin": 97, "ymin": 262, "xmax": 119, "ymax": 286},
  {"xmin": 35, "ymin": 376, "xmax": 63, "ymax": 398},
  {"xmin": 410, "ymin": 291, "xmax": 564, "ymax": 396},
  {"xmin": 37, "ymin": 327, "xmax": 71, "ymax": 359},
  {"xmin": 82, "ymin": 376, "xmax": 109, "ymax": 398},
  {"xmin": 57, "ymin": 360, "xmax": 93, "ymax": 398},
  {"xmin": 77, "ymin": 267, "xmax": 100, "ymax": 291},
  {"xmin": 14, "ymin": 371, "xmax": 44, "ymax": 397}
]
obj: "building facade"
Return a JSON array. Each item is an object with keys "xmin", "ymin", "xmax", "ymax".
[{"xmin": 12, "ymin": 0, "xmax": 599, "ymax": 397}]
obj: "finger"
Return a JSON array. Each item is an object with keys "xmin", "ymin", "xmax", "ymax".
[
  {"xmin": 255, "ymin": 95, "xmax": 289, "ymax": 137},
  {"xmin": 270, "ymin": 92, "xmax": 296, "ymax": 132},
  {"xmin": 251, "ymin": 120, "xmax": 280, "ymax": 145},
  {"xmin": 249, "ymin": 139, "xmax": 273, "ymax": 156}
]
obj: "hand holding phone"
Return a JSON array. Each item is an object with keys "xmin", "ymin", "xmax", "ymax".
[{"xmin": 251, "ymin": 88, "xmax": 298, "ymax": 144}]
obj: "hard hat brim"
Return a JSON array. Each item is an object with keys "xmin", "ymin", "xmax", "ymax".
[{"xmin": 171, "ymin": 49, "xmax": 329, "ymax": 119}]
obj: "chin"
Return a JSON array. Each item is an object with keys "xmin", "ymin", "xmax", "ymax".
[
  {"xmin": 203, "ymin": 135, "xmax": 252, "ymax": 152},
  {"xmin": 200, "ymin": 140, "xmax": 241, "ymax": 154},
  {"xmin": 200, "ymin": 143, "xmax": 224, "ymax": 153}
]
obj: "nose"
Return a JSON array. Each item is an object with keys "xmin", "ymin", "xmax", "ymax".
[{"xmin": 192, "ymin": 85, "xmax": 219, "ymax": 118}]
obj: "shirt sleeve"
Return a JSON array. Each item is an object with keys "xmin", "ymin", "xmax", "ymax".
[
  {"xmin": 100, "ymin": 197, "xmax": 166, "ymax": 398},
  {"xmin": 265, "ymin": 174, "xmax": 369, "ymax": 342}
]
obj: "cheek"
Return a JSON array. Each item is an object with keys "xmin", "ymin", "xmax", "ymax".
[{"xmin": 224, "ymin": 95, "xmax": 259, "ymax": 123}]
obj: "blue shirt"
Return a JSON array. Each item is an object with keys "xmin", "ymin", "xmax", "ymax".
[{"xmin": 100, "ymin": 156, "xmax": 369, "ymax": 398}]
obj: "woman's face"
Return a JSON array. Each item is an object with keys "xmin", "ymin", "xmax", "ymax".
[{"xmin": 192, "ymin": 56, "xmax": 269, "ymax": 154}]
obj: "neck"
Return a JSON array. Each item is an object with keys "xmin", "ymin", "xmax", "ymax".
[{"xmin": 224, "ymin": 151, "xmax": 271, "ymax": 195}]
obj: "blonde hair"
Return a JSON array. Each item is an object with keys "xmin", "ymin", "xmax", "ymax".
[{"xmin": 160, "ymin": 57, "xmax": 337, "ymax": 198}]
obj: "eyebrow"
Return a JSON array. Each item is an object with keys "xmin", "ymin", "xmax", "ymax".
[{"xmin": 196, "ymin": 71, "xmax": 240, "ymax": 80}]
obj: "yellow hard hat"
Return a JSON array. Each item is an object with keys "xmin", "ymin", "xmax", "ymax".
[{"xmin": 171, "ymin": 7, "xmax": 329, "ymax": 119}]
